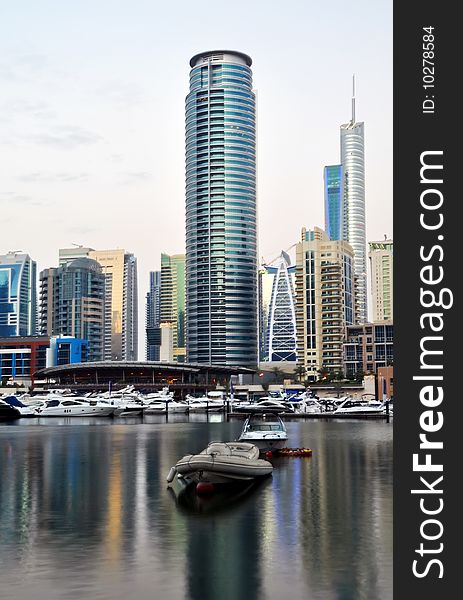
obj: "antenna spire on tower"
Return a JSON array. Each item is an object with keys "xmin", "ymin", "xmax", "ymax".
[{"xmin": 351, "ymin": 74, "xmax": 356, "ymax": 123}]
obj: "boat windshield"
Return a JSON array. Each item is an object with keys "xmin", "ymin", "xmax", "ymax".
[
  {"xmin": 46, "ymin": 399, "xmax": 60, "ymax": 407},
  {"xmin": 247, "ymin": 424, "xmax": 283, "ymax": 431}
]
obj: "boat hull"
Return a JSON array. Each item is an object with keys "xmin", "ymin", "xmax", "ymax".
[
  {"xmin": 38, "ymin": 406, "xmax": 115, "ymax": 417},
  {"xmin": 171, "ymin": 442, "xmax": 273, "ymax": 484},
  {"xmin": 238, "ymin": 434, "xmax": 288, "ymax": 452}
]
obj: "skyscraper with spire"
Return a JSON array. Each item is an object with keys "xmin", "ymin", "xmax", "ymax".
[{"xmin": 340, "ymin": 76, "xmax": 367, "ymax": 323}]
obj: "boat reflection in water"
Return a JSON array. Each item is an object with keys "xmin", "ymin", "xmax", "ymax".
[
  {"xmin": 168, "ymin": 476, "xmax": 272, "ymax": 515},
  {"xmin": 0, "ymin": 419, "xmax": 392, "ymax": 600}
]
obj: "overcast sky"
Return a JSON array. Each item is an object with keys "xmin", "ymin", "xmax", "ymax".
[{"xmin": 0, "ymin": 0, "xmax": 392, "ymax": 355}]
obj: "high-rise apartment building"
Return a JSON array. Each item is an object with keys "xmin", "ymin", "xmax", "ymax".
[
  {"xmin": 59, "ymin": 248, "xmax": 138, "ymax": 361},
  {"xmin": 295, "ymin": 227, "xmax": 355, "ymax": 380},
  {"xmin": 39, "ymin": 258, "xmax": 105, "ymax": 362},
  {"xmin": 0, "ymin": 252, "xmax": 37, "ymax": 337},
  {"xmin": 146, "ymin": 271, "xmax": 161, "ymax": 361},
  {"xmin": 324, "ymin": 165, "xmax": 344, "ymax": 241},
  {"xmin": 340, "ymin": 82, "xmax": 367, "ymax": 323},
  {"xmin": 185, "ymin": 50, "xmax": 258, "ymax": 367},
  {"xmin": 160, "ymin": 254, "xmax": 186, "ymax": 363},
  {"xmin": 369, "ymin": 240, "xmax": 393, "ymax": 321}
]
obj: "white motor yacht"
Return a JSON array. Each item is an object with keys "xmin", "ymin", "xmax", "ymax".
[
  {"xmin": 144, "ymin": 399, "xmax": 189, "ymax": 414},
  {"xmin": 167, "ymin": 442, "xmax": 273, "ymax": 487},
  {"xmin": 112, "ymin": 400, "xmax": 145, "ymax": 416},
  {"xmin": 1, "ymin": 395, "xmax": 39, "ymax": 417},
  {"xmin": 294, "ymin": 398, "xmax": 324, "ymax": 414},
  {"xmin": 333, "ymin": 397, "xmax": 385, "ymax": 416},
  {"xmin": 237, "ymin": 399, "xmax": 295, "ymax": 414},
  {"xmin": 186, "ymin": 395, "xmax": 225, "ymax": 413},
  {"xmin": 143, "ymin": 387, "xmax": 174, "ymax": 401},
  {"xmin": 36, "ymin": 398, "xmax": 116, "ymax": 417},
  {"xmin": 238, "ymin": 413, "xmax": 289, "ymax": 451}
]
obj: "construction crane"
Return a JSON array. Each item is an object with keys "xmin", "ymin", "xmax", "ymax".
[{"xmin": 261, "ymin": 243, "xmax": 297, "ymax": 268}]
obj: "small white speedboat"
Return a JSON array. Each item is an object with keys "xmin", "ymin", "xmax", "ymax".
[
  {"xmin": 36, "ymin": 398, "xmax": 115, "ymax": 417},
  {"xmin": 167, "ymin": 442, "xmax": 273, "ymax": 486},
  {"xmin": 238, "ymin": 413, "xmax": 288, "ymax": 451}
]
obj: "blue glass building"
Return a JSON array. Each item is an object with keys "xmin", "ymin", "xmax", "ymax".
[
  {"xmin": 0, "ymin": 253, "xmax": 37, "ymax": 337},
  {"xmin": 324, "ymin": 165, "xmax": 343, "ymax": 241},
  {"xmin": 146, "ymin": 271, "xmax": 161, "ymax": 361},
  {"xmin": 185, "ymin": 51, "xmax": 257, "ymax": 366}
]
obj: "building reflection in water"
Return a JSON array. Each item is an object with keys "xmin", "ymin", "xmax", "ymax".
[{"xmin": 0, "ymin": 420, "xmax": 392, "ymax": 600}]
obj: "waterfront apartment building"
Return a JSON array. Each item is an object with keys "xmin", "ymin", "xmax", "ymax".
[
  {"xmin": 343, "ymin": 321, "xmax": 393, "ymax": 376},
  {"xmin": 324, "ymin": 165, "xmax": 344, "ymax": 241},
  {"xmin": 185, "ymin": 50, "xmax": 258, "ymax": 367},
  {"xmin": 295, "ymin": 227, "xmax": 355, "ymax": 380},
  {"xmin": 0, "ymin": 252, "xmax": 37, "ymax": 337},
  {"xmin": 59, "ymin": 248, "xmax": 138, "ymax": 361},
  {"xmin": 263, "ymin": 252, "xmax": 297, "ymax": 362},
  {"xmin": 146, "ymin": 271, "xmax": 161, "ymax": 361},
  {"xmin": 340, "ymin": 86, "xmax": 367, "ymax": 324},
  {"xmin": 160, "ymin": 254, "xmax": 186, "ymax": 362},
  {"xmin": 369, "ymin": 239, "xmax": 393, "ymax": 321},
  {"xmin": 39, "ymin": 258, "xmax": 105, "ymax": 362}
]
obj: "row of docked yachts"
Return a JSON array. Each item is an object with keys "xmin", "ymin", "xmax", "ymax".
[
  {"xmin": 0, "ymin": 386, "xmax": 392, "ymax": 420},
  {"xmin": 0, "ymin": 386, "xmax": 179, "ymax": 419}
]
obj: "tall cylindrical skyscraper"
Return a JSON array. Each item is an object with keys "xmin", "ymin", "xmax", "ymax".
[
  {"xmin": 341, "ymin": 89, "xmax": 367, "ymax": 324},
  {"xmin": 185, "ymin": 50, "xmax": 257, "ymax": 366}
]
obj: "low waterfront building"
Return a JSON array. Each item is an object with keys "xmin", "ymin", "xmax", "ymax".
[
  {"xmin": 0, "ymin": 335, "xmax": 87, "ymax": 387},
  {"xmin": 35, "ymin": 361, "xmax": 254, "ymax": 396},
  {"xmin": 377, "ymin": 365, "xmax": 394, "ymax": 400},
  {"xmin": 343, "ymin": 321, "xmax": 393, "ymax": 376},
  {"xmin": 0, "ymin": 252, "xmax": 37, "ymax": 337}
]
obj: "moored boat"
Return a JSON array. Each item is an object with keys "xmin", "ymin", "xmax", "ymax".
[
  {"xmin": 238, "ymin": 413, "xmax": 288, "ymax": 451},
  {"xmin": 36, "ymin": 398, "xmax": 116, "ymax": 417},
  {"xmin": 167, "ymin": 441, "xmax": 273, "ymax": 487},
  {"xmin": 333, "ymin": 397, "xmax": 385, "ymax": 416}
]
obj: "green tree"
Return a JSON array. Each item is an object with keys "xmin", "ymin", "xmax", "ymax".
[
  {"xmin": 271, "ymin": 367, "xmax": 285, "ymax": 383},
  {"xmin": 293, "ymin": 365, "xmax": 306, "ymax": 383}
]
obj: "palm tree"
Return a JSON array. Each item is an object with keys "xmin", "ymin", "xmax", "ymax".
[
  {"xmin": 271, "ymin": 367, "xmax": 285, "ymax": 383},
  {"xmin": 293, "ymin": 365, "xmax": 306, "ymax": 383}
]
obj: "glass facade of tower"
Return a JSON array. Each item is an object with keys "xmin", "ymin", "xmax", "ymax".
[
  {"xmin": 160, "ymin": 254, "xmax": 186, "ymax": 362},
  {"xmin": 0, "ymin": 253, "xmax": 37, "ymax": 337},
  {"xmin": 146, "ymin": 271, "xmax": 161, "ymax": 361},
  {"xmin": 39, "ymin": 258, "xmax": 105, "ymax": 362},
  {"xmin": 324, "ymin": 165, "xmax": 343, "ymax": 241},
  {"xmin": 341, "ymin": 121, "xmax": 367, "ymax": 323},
  {"xmin": 265, "ymin": 252, "xmax": 297, "ymax": 362},
  {"xmin": 185, "ymin": 51, "xmax": 257, "ymax": 366}
]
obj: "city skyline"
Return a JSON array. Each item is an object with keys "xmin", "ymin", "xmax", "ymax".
[{"xmin": 1, "ymin": 1, "xmax": 392, "ymax": 357}]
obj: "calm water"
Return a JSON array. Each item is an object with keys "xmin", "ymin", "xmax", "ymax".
[{"xmin": 0, "ymin": 416, "xmax": 392, "ymax": 600}]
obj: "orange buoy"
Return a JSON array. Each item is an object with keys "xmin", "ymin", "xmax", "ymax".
[{"xmin": 196, "ymin": 481, "xmax": 215, "ymax": 495}]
